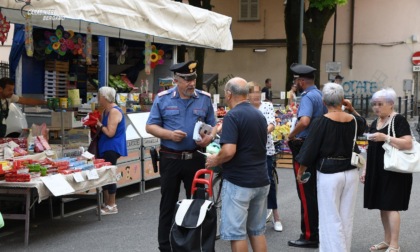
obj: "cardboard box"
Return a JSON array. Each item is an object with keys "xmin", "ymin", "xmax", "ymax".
[{"xmin": 51, "ymin": 111, "xmax": 83, "ymax": 128}]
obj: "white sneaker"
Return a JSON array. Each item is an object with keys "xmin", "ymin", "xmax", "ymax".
[
  {"xmin": 274, "ymin": 221, "xmax": 283, "ymax": 232},
  {"xmin": 101, "ymin": 205, "xmax": 118, "ymax": 215}
]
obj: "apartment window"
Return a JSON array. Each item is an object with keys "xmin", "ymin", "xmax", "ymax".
[{"xmin": 240, "ymin": 0, "xmax": 259, "ymax": 21}]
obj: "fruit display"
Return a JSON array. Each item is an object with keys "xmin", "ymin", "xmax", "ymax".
[
  {"xmin": 272, "ymin": 124, "xmax": 291, "ymax": 142},
  {"xmin": 108, "ymin": 75, "xmax": 131, "ymax": 92},
  {"xmin": 217, "ymin": 107, "xmax": 227, "ymax": 117},
  {"xmin": 92, "ymin": 75, "xmax": 136, "ymax": 93}
]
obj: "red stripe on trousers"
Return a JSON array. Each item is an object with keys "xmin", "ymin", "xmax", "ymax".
[{"xmin": 294, "ymin": 160, "xmax": 311, "ymax": 240}]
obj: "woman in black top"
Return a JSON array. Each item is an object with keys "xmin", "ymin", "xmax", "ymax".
[
  {"xmin": 361, "ymin": 88, "xmax": 413, "ymax": 252},
  {"xmin": 296, "ymin": 83, "xmax": 366, "ymax": 252}
]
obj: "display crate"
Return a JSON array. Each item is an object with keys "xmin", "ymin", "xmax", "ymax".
[
  {"xmin": 87, "ymin": 65, "xmax": 98, "ymax": 74},
  {"xmin": 45, "ymin": 60, "xmax": 69, "ymax": 72},
  {"xmin": 44, "ymin": 89, "xmax": 67, "ymax": 98},
  {"xmin": 276, "ymin": 152, "xmax": 293, "ymax": 169}
]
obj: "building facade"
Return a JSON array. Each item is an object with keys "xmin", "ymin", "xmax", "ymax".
[{"xmin": 203, "ymin": 0, "xmax": 420, "ymax": 104}]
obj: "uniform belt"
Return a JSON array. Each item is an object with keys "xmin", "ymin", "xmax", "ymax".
[{"xmin": 159, "ymin": 146, "xmax": 201, "ymax": 160}]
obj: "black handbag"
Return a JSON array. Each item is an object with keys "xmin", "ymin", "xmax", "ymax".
[{"xmin": 88, "ymin": 127, "xmax": 101, "ymax": 158}]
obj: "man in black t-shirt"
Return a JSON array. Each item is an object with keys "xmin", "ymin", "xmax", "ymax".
[{"xmin": 205, "ymin": 77, "xmax": 270, "ymax": 252}]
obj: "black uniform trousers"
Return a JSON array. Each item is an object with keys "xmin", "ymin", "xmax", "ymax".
[
  {"xmin": 288, "ymin": 139, "xmax": 319, "ymax": 242},
  {"xmin": 157, "ymin": 153, "xmax": 205, "ymax": 252}
]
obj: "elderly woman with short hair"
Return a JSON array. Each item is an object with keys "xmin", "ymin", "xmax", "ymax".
[
  {"xmin": 96, "ymin": 86, "xmax": 128, "ymax": 215},
  {"xmin": 295, "ymin": 83, "xmax": 366, "ymax": 252},
  {"xmin": 361, "ymin": 88, "xmax": 413, "ymax": 252}
]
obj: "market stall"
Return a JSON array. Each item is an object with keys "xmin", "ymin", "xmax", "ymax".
[
  {"xmin": 0, "ymin": 2, "xmax": 232, "ymax": 243},
  {"xmin": 0, "ymin": 165, "xmax": 118, "ymax": 246}
]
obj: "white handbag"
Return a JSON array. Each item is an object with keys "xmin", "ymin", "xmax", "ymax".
[
  {"xmin": 350, "ymin": 115, "xmax": 365, "ymax": 169},
  {"xmin": 382, "ymin": 116, "xmax": 420, "ymax": 173}
]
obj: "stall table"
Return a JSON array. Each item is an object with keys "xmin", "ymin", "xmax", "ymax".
[{"xmin": 0, "ymin": 166, "xmax": 117, "ymax": 246}]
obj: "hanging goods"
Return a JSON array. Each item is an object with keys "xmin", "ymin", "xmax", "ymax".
[{"xmin": 383, "ymin": 116, "xmax": 420, "ymax": 173}]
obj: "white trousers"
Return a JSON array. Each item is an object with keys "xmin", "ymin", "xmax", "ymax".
[{"xmin": 317, "ymin": 169, "xmax": 359, "ymax": 252}]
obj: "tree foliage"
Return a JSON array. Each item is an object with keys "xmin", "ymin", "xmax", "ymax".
[{"xmin": 284, "ymin": 0, "xmax": 347, "ymax": 98}]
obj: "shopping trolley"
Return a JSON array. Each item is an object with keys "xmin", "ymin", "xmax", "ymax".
[{"xmin": 170, "ymin": 169, "xmax": 217, "ymax": 252}]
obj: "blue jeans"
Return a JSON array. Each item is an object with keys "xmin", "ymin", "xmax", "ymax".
[{"xmin": 220, "ymin": 179, "xmax": 269, "ymax": 240}]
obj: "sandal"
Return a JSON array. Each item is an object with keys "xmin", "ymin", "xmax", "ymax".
[
  {"xmin": 385, "ymin": 246, "xmax": 400, "ymax": 252},
  {"xmin": 370, "ymin": 242, "xmax": 389, "ymax": 251}
]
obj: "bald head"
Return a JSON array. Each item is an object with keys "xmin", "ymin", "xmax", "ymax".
[{"xmin": 225, "ymin": 77, "xmax": 248, "ymax": 97}]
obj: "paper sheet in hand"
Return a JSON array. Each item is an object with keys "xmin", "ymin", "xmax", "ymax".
[{"xmin": 41, "ymin": 174, "xmax": 75, "ymax": 196}]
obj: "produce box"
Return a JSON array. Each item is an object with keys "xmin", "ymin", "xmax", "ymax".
[{"xmin": 51, "ymin": 111, "xmax": 83, "ymax": 128}]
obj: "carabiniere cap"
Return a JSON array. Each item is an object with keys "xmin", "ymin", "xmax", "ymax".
[
  {"xmin": 170, "ymin": 60, "xmax": 198, "ymax": 81},
  {"xmin": 290, "ymin": 63, "xmax": 317, "ymax": 79}
]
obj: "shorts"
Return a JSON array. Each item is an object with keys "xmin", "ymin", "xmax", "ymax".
[{"xmin": 220, "ymin": 179, "xmax": 269, "ymax": 240}]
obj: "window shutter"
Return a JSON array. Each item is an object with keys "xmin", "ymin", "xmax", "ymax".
[{"xmin": 240, "ymin": 0, "xmax": 259, "ymax": 21}]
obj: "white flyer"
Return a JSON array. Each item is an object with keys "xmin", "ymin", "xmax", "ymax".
[
  {"xmin": 73, "ymin": 172, "xmax": 85, "ymax": 183},
  {"xmin": 87, "ymin": 169, "xmax": 99, "ymax": 180},
  {"xmin": 41, "ymin": 174, "xmax": 75, "ymax": 196}
]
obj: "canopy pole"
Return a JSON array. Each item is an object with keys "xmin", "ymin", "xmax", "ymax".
[{"xmin": 98, "ymin": 36, "xmax": 108, "ymax": 88}]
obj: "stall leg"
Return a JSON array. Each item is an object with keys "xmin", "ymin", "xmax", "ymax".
[
  {"xmin": 24, "ymin": 189, "xmax": 31, "ymax": 246},
  {"xmin": 96, "ymin": 188, "xmax": 102, "ymax": 221},
  {"xmin": 49, "ymin": 197, "xmax": 54, "ymax": 219}
]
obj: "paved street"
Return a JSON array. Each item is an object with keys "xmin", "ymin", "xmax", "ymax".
[
  {"xmin": 1, "ymin": 117, "xmax": 420, "ymax": 251},
  {"xmin": 1, "ymin": 166, "xmax": 420, "ymax": 252}
]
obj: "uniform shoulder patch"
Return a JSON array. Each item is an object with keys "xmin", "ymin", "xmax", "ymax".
[
  {"xmin": 197, "ymin": 90, "xmax": 211, "ymax": 97},
  {"xmin": 158, "ymin": 90, "xmax": 170, "ymax": 97}
]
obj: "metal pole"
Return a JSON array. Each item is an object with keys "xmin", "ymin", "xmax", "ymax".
[
  {"xmin": 298, "ymin": 0, "xmax": 304, "ymax": 64},
  {"xmin": 365, "ymin": 96, "xmax": 369, "ymax": 118},
  {"xmin": 398, "ymin": 97, "xmax": 402, "ymax": 114},
  {"xmin": 333, "ymin": 5, "xmax": 337, "ymax": 61},
  {"xmin": 411, "ymin": 95, "xmax": 414, "ymax": 118},
  {"xmin": 98, "ymin": 36, "xmax": 108, "ymax": 87}
]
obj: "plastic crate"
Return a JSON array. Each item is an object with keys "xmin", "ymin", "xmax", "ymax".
[{"xmin": 44, "ymin": 89, "xmax": 67, "ymax": 97}]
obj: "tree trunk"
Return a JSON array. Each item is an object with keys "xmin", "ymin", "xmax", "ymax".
[
  {"xmin": 284, "ymin": 0, "xmax": 302, "ymax": 105},
  {"xmin": 303, "ymin": 7, "xmax": 335, "ymax": 87}
]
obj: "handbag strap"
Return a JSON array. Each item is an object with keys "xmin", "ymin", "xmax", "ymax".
[
  {"xmin": 388, "ymin": 115, "xmax": 417, "ymax": 141},
  {"xmin": 351, "ymin": 115, "xmax": 357, "ymax": 150},
  {"xmin": 386, "ymin": 116, "xmax": 396, "ymax": 137}
]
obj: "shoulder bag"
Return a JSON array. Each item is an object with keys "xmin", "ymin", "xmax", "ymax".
[
  {"xmin": 351, "ymin": 115, "xmax": 366, "ymax": 169},
  {"xmin": 88, "ymin": 127, "xmax": 101, "ymax": 158},
  {"xmin": 383, "ymin": 116, "xmax": 420, "ymax": 173}
]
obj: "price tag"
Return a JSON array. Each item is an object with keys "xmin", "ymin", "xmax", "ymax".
[
  {"xmin": 213, "ymin": 103, "xmax": 217, "ymax": 112},
  {"xmin": 280, "ymin": 91, "xmax": 286, "ymax": 99},
  {"xmin": 261, "ymin": 93, "xmax": 266, "ymax": 101},
  {"xmin": 213, "ymin": 94, "xmax": 220, "ymax": 104},
  {"xmin": 87, "ymin": 169, "xmax": 99, "ymax": 180},
  {"xmin": 73, "ymin": 172, "xmax": 85, "ymax": 183}
]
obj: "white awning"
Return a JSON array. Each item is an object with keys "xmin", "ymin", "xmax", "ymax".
[{"xmin": 0, "ymin": 0, "xmax": 233, "ymax": 50}]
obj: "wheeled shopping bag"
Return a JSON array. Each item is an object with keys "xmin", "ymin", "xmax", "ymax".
[{"xmin": 170, "ymin": 169, "xmax": 217, "ymax": 252}]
